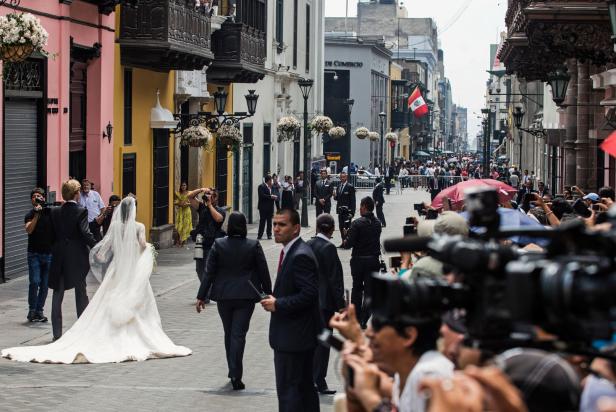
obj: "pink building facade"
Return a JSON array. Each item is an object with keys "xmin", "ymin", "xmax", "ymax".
[{"xmin": 0, "ymin": 0, "xmax": 115, "ymax": 280}]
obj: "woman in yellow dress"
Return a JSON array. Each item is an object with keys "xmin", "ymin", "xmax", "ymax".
[{"xmin": 174, "ymin": 182, "xmax": 193, "ymax": 247}]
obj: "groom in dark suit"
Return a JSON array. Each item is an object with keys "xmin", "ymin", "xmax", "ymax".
[
  {"xmin": 49, "ymin": 179, "xmax": 97, "ymax": 340},
  {"xmin": 261, "ymin": 208, "xmax": 320, "ymax": 412}
]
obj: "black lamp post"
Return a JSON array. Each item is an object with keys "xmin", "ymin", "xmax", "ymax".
[
  {"xmin": 481, "ymin": 108, "xmax": 490, "ymax": 177},
  {"xmin": 298, "ymin": 78, "xmax": 314, "ymax": 227},
  {"xmin": 512, "ymin": 106, "xmax": 525, "ymax": 169},
  {"xmin": 245, "ymin": 90, "xmax": 258, "ymax": 115},
  {"xmin": 213, "ymin": 87, "xmax": 228, "ymax": 115},
  {"xmin": 346, "ymin": 99, "xmax": 355, "ymax": 116},
  {"xmin": 379, "ymin": 111, "xmax": 386, "ymax": 167},
  {"xmin": 547, "ymin": 67, "xmax": 570, "ymax": 107}
]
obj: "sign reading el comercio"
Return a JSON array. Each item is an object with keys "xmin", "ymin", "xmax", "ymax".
[{"xmin": 325, "ymin": 61, "xmax": 363, "ymax": 68}]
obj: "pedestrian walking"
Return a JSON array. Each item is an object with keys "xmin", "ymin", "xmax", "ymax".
[
  {"xmin": 372, "ymin": 177, "xmax": 386, "ymax": 227},
  {"xmin": 314, "ymin": 169, "xmax": 333, "ymax": 218},
  {"xmin": 261, "ymin": 209, "xmax": 320, "ymax": 412},
  {"xmin": 307, "ymin": 214, "xmax": 345, "ymax": 395},
  {"xmin": 78, "ymin": 179, "xmax": 105, "ymax": 242},
  {"xmin": 334, "ymin": 171, "xmax": 356, "ymax": 243},
  {"xmin": 257, "ymin": 175, "xmax": 277, "ymax": 240},
  {"xmin": 342, "ymin": 197, "xmax": 382, "ymax": 328},
  {"xmin": 196, "ymin": 212, "xmax": 272, "ymax": 391},
  {"xmin": 49, "ymin": 179, "xmax": 97, "ymax": 340},
  {"xmin": 24, "ymin": 187, "xmax": 53, "ymax": 323}
]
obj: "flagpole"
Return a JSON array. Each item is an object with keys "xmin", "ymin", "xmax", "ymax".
[{"xmin": 345, "ymin": 0, "xmax": 348, "ymax": 36}]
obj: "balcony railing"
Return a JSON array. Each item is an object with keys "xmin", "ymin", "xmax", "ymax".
[
  {"xmin": 391, "ymin": 110, "xmax": 409, "ymax": 129},
  {"xmin": 207, "ymin": 20, "xmax": 266, "ymax": 84},
  {"xmin": 119, "ymin": 0, "xmax": 214, "ymax": 72}
]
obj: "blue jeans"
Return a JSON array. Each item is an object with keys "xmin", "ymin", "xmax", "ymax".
[{"xmin": 27, "ymin": 252, "xmax": 52, "ymax": 313}]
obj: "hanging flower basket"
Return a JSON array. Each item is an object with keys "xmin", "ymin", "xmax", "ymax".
[
  {"xmin": 355, "ymin": 127, "xmax": 370, "ymax": 140},
  {"xmin": 276, "ymin": 116, "xmax": 301, "ymax": 142},
  {"xmin": 0, "ymin": 13, "xmax": 49, "ymax": 63},
  {"xmin": 179, "ymin": 125, "xmax": 213, "ymax": 149},
  {"xmin": 309, "ymin": 115, "xmax": 333, "ymax": 134},
  {"xmin": 385, "ymin": 132, "xmax": 398, "ymax": 142},
  {"xmin": 217, "ymin": 124, "xmax": 243, "ymax": 149},
  {"xmin": 368, "ymin": 131, "xmax": 380, "ymax": 142},
  {"xmin": 328, "ymin": 126, "xmax": 346, "ymax": 140}
]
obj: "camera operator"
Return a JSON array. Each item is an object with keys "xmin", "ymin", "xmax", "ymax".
[
  {"xmin": 100, "ymin": 195, "xmax": 121, "ymax": 237},
  {"xmin": 188, "ymin": 187, "xmax": 226, "ymax": 297},
  {"xmin": 24, "ymin": 188, "xmax": 53, "ymax": 322},
  {"xmin": 342, "ymin": 196, "xmax": 382, "ymax": 328},
  {"xmin": 334, "ymin": 171, "xmax": 356, "ymax": 244}
]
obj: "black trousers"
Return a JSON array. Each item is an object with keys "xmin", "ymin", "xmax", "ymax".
[
  {"xmin": 51, "ymin": 275, "xmax": 89, "ymax": 339},
  {"xmin": 89, "ymin": 221, "xmax": 102, "ymax": 242},
  {"xmin": 217, "ymin": 299, "xmax": 255, "ymax": 380},
  {"xmin": 385, "ymin": 178, "xmax": 391, "ymax": 195},
  {"xmin": 275, "ymin": 349, "xmax": 320, "ymax": 412},
  {"xmin": 195, "ymin": 247, "xmax": 212, "ymax": 284},
  {"xmin": 258, "ymin": 211, "xmax": 272, "ymax": 239},
  {"xmin": 315, "ymin": 202, "xmax": 330, "ymax": 218},
  {"xmin": 313, "ymin": 308, "xmax": 335, "ymax": 389},
  {"xmin": 337, "ymin": 213, "xmax": 348, "ymax": 241},
  {"xmin": 350, "ymin": 256, "xmax": 380, "ymax": 326},
  {"xmin": 376, "ymin": 204, "xmax": 386, "ymax": 227}
]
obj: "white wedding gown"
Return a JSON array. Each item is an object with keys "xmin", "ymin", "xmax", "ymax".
[{"xmin": 1, "ymin": 197, "xmax": 191, "ymax": 364}]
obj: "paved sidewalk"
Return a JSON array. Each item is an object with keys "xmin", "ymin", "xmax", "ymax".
[{"xmin": 0, "ymin": 188, "xmax": 430, "ymax": 411}]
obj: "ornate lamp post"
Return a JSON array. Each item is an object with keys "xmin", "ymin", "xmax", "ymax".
[
  {"xmin": 512, "ymin": 106, "xmax": 525, "ymax": 169},
  {"xmin": 481, "ymin": 108, "xmax": 490, "ymax": 177},
  {"xmin": 379, "ymin": 111, "xmax": 386, "ymax": 167},
  {"xmin": 298, "ymin": 78, "xmax": 314, "ymax": 227},
  {"xmin": 547, "ymin": 67, "xmax": 570, "ymax": 107}
]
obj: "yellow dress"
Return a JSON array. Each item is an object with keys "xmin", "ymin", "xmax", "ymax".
[{"xmin": 174, "ymin": 192, "xmax": 193, "ymax": 243}]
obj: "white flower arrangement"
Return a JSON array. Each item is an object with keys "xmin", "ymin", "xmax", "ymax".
[
  {"xmin": 217, "ymin": 124, "xmax": 243, "ymax": 149},
  {"xmin": 385, "ymin": 132, "xmax": 398, "ymax": 142},
  {"xmin": 277, "ymin": 116, "xmax": 301, "ymax": 142},
  {"xmin": 179, "ymin": 125, "xmax": 213, "ymax": 149},
  {"xmin": 368, "ymin": 131, "xmax": 380, "ymax": 141},
  {"xmin": 309, "ymin": 115, "xmax": 333, "ymax": 134},
  {"xmin": 328, "ymin": 126, "xmax": 346, "ymax": 139},
  {"xmin": 0, "ymin": 13, "xmax": 49, "ymax": 62},
  {"xmin": 355, "ymin": 127, "xmax": 370, "ymax": 139}
]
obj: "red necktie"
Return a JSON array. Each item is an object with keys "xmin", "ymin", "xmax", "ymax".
[{"xmin": 277, "ymin": 249, "xmax": 285, "ymax": 274}]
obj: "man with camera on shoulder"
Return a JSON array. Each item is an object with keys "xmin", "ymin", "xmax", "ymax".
[
  {"xmin": 188, "ymin": 187, "xmax": 226, "ymax": 301},
  {"xmin": 24, "ymin": 188, "xmax": 54, "ymax": 323},
  {"xmin": 334, "ymin": 171, "xmax": 356, "ymax": 245}
]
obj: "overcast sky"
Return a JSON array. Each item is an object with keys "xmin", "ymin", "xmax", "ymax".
[{"xmin": 325, "ymin": 0, "xmax": 508, "ymax": 143}]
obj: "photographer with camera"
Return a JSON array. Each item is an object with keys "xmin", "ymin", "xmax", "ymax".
[
  {"xmin": 334, "ymin": 171, "xmax": 356, "ymax": 244},
  {"xmin": 188, "ymin": 187, "xmax": 226, "ymax": 294},
  {"xmin": 100, "ymin": 195, "xmax": 121, "ymax": 237},
  {"xmin": 24, "ymin": 188, "xmax": 53, "ymax": 322},
  {"xmin": 342, "ymin": 196, "xmax": 382, "ymax": 328}
]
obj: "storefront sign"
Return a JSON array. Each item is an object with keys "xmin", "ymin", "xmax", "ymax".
[
  {"xmin": 325, "ymin": 152, "xmax": 341, "ymax": 161},
  {"xmin": 325, "ymin": 61, "xmax": 363, "ymax": 68}
]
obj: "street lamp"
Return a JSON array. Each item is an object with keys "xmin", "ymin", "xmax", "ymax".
[
  {"xmin": 512, "ymin": 106, "xmax": 525, "ymax": 169},
  {"xmin": 298, "ymin": 78, "xmax": 314, "ymax": 227},
  {"xmin": 547, "ymin": 67, "xmax": 570, "ymax": 107},
  {"xmin": 379, "ymin": 111, "xmax": 386, "ymax": 167},
  {"xmin": 481, "ymin": 108, "xmax": 490, "ymax": 177},
  {"xmin": 346, "ymin": 98, "xmax": 355, "ymax": 116}
]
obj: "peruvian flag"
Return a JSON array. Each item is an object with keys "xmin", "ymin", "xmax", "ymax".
[
  {"xmin": 601, "ymin": 130, "xmax": 616, "ymax": 158},
  {"xmin": 408, "ymin": 87, "xmax": 429, "ymax": 118}
]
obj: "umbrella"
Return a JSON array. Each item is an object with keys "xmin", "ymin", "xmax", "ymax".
[
  {"xmin": 431, "ymin": 178, "xmax": 517, "ymax": 211},
  {"xmin": 459, "ymin": 207, "xmax": 548, "ymax": 245},
  {"xmin": 447, "ymin": 157, "xmax": 459, "ymax": 163},
  {"xmin": 413, "ymin": 150, "xmax": 430, "ymax": 157}
]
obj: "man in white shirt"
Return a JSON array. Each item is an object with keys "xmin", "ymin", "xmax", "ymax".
[{"xmin": 78, "ymin": 179, "xmax": 105, "ymax": 242}]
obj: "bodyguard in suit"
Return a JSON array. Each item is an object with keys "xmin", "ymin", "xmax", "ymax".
[
  {"xmin": 196, "ymin": 212, "xmax": 272, "ymax": 390},
  {"xmin": 307, "ymin": 214, "xmax": 345, "ymax": 395},
  {"xmin": 383, "ymin": 163, "xmax": 394, "ymax": 195},
  {"xmin": 257, "ymin": 175, "xmax": 277, "ymax": 240},
  {"xmin": 333, "ymin": 171, "xmax": 356, "ymax": 242},
  {"xmin": 314, "ymin": 169, "xmax": 333, "ymax": 218},
  {"xmin": 49, "ymin": 179, "xmax": 97, "ymax": 340},
  {"xmin": 261, "ymin": 209, "xmax": 320, "ymax": 412},
  {"xmin": 373, "ymin": 177, "xmax": 386, "ymax": 227}
]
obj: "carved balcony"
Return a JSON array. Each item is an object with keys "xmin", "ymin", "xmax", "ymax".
[
  {"xmin": 207, "ymin": 20, "xmax": 266, "ymax": 84},
  {"xmin": 119, "ymin": 0, "xmax": 214, "ymax": 72},
  {"xmin": 499, "ymin": 0, "xmax": 616, "ymax": 81},
  {"xmin": 391, "ymin": 110, "xmax": 409, "ymax": 130}
]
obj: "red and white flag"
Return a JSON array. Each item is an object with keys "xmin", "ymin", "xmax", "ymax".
[{"xmin": 408, "ymin": 87, "xmax": 429, "ymax": 118}]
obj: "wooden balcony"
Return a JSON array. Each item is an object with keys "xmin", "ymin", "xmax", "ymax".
[
  {"xmin": 119, "ymin": 0, "xmax": 214, "ymax": 72},
  {"xmin": 207, "ymin": 20, "xmax": 266, "ymax": 84}
]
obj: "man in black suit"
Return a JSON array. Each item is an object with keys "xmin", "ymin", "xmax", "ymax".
[
  {"xmin": 334, "ymin": 171, "xmax": 356, "ymax": 243},
  {"xmin": 307, "ymin": 214, "xmax": 345, "ymax": 395},
  {"xmin": 261, "ymin": 209, "xmax": 320, "ymax": 412},
  {"xmin": 257, "ymin": 175, "xmax": 277, "ymax": 240},
  {"xmin": 314, "ymin": 169, "xmax": 332, "ymax": 218},
  {"xmin": 373, "ymin": 177, "xmax": 386, "ymax": 227},
  {"xmin": 383, "ymin": 163, "xmax": 394, "ymax": 195},
  {"xmin": 49, "ymin": 179, "xmax": 97, "ymax": 340}
]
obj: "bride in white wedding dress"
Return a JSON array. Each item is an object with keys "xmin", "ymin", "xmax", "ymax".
[{"xmin": 1, "ymin": 196, "xmax": 191, "ymax": 364}]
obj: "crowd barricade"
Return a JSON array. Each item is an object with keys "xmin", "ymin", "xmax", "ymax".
[{"xmin": 329, "ymin": 174, "xmax": 470, "ymax": 192}]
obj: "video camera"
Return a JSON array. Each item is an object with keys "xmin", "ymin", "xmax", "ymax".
[
  {"xmin": 380, "ymin": 186, "xmax": 616, "ymax": 355},
  {"xmin": 338, "ymin": 205, "xmax": 353, "ymax": 231}
]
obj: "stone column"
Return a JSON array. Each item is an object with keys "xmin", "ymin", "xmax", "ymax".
[
  {"xmin": 576, "ymin": 61, "xmax": 591, "ymax": 189},
  {"xmin": 564, "ymin": 59, "xmax": 577, "ymax": 187}
]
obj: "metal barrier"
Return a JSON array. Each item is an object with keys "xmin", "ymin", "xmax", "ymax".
[{"xmin": 328, "ymin": 174, "xmax": 469, "ymax": 192}]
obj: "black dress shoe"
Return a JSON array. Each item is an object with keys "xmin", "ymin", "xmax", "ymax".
[
  {"xmin": 267, "ymin": 236, "xmax": 272, "ymax": 240},
  {"xmin": 27, "ymin": 310, "xmax": 35, "ymax": 322},
  {"xmin": 257, "ymin": 236, "xmax": 263, "ymax": 240},
  {"xmin": 317, "ymin": 386, "xmax": 336, "ymax": 395},
  {"xmin": 34, "ymin": 312, "xmax": 48, "ymax": 322},
  {"xmin": 231, "ymin": 378, "xmax": 245, "ymax": 390}
]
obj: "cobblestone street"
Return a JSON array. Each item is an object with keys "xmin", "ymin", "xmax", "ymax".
[{"xmin": 0, "ymin": 188, "xmax": 429, "ymax": 412}]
